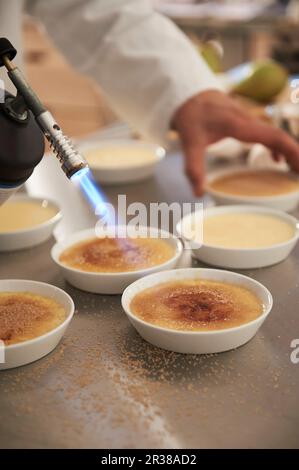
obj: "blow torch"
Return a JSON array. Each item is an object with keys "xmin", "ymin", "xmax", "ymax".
[{"xmin": 0, "ymin": 37, "xmax": 88, "ymax": 205}]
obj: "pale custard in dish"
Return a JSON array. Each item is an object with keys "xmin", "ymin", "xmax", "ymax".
[
  {"xmin": 202, "ymin": 212, "xmax": 295, "ymax": 249},
  {"xmin": 0, "ymin": 292, "xmax": 66, "ymax": 345},
  {"xmin": 59, "ymin": 237, "xmax": 175, "ymax": 273},
  {"xmin": 130, "ymin": 279, "xmax": 263, "ymax": 331},
  {"xmin": 0, "ymin": 200, "xmax": 57, "ymax": 233},
  {"xmin": 208, "ymin": 170, "xmax": 299, "ymax": 197},
  {"xmin": 84, "ymin": 145, "xmax": 157, "ymax": 169}
]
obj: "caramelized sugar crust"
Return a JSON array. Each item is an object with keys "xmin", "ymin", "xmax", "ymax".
[
  {"xmin": 209, "ymin": 170, "xmax": 299, "ymax": 197},
  {"xmin": 0, "ymin": 292, "xmax": 66, "ymax": 345},
  {"xmin": 130, "ymin": 279, "xmax": 263, "ymax": 331},
  {"xmin": 59, "ymin": 237, "xmax": 175, "ymax": 273}
]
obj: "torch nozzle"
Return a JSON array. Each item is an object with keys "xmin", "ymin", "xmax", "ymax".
[{"xmin": 37, "ymin": 112, "xmax": 88, "ymax": 179}]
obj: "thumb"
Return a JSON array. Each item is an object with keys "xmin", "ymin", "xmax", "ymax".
[{"xmin": 182, "ymin": 140, "xmax": 206, "ymax": 197}]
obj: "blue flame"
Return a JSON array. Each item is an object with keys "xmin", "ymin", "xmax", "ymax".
[{"xmin": 71, "ymin": 168, "xmax": 110, "ymax": 221}]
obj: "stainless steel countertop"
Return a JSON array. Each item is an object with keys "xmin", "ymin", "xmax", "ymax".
[{"xmin": 1, "ymin": 147, "xmax": 299, "ymax": 449}]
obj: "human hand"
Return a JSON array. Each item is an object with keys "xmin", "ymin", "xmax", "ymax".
[{"xmin": 173, "ymin": 90, "xmax": 299, "ymax": 196}]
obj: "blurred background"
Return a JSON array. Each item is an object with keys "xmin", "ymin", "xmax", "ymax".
[{"xmin": 22, "ymin": 0, "xmax": 299, "ymax": 139}]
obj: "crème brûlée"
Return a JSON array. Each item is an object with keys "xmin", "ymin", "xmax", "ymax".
[
  {"xmin": 84, "ymin": 145, "xmax": 158, "ymax": 169},
  {"xmin": 0, "ymin": 200, "xmax": 58, "ymax": 233},
  {"xmin": 0, "ymin": 292, "xmax": 66, "ymax": 345},
  {"xmin": 202, "ymin": 212, "xmax": 295, "ymax": 249},
  {"xmin": 59, "ymin": 237, "xmax": 175, "ymax": 273},
  {"xmin": 208, "ymin": 170, "xmax": 299, "ymax": 197},
  {"xmin": 130, "ymin": 279, "xmax": 264, "ymax": 331}
]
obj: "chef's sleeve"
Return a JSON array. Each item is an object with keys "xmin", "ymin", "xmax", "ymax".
[{"xmin": 27, "ymin": 0, "xmax": 221, "ymax": 144}]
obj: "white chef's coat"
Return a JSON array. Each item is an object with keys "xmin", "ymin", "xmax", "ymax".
[{"xmin": 0, "ymin": 0, "xmax": 220, "ymax": 144}]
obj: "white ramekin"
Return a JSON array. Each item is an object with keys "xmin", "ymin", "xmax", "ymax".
[
  {"xmin": 206, "ymin": 166, "xmax": 299, "ymax": 212},
  {"xmin": 122, "ymin": 268, "xmax": 273, "ymax": 354},
  {"xmin": 0, "ymin": 195, "xmax": 62, "ymax": 252},
  {"xmin": 78, "ymin": 139, "xmax": 165, "ymax": 185},
  {"xmin": 51, "ymin": 226, "xmax": 183, "ymax": 294},
  {"xmin": 0, "ymin": 279, "xmax": 74, "ymax": 370},
  {"xmin": 177, "ymin": 205, "xmax": 299, "ymax": 269}
]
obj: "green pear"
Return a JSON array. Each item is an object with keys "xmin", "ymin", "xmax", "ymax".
[
  {"xmin": 232, "ymin": 60, "xmax": 288, "ymax": 103},
  {"xmin": 200, "ymin": 40, "xmax": 223, "ymax": 73}
]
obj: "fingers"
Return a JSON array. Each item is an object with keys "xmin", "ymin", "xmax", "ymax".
[
  {"xmin": 183, "ymin": 141, "xmax": 206, "ymax": 196},
  {"xmin": 271, "ymin": 150, "xmax": 283, "ymax": 163},
  {"xmin": 231, "ymin": 118, "xmax": 299, "ymax": 172}
]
